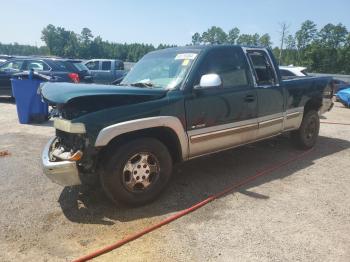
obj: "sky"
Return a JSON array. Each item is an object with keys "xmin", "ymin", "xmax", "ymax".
[{"xmin": 1, "ymin": 0, "xmax": 350, "ymax": 47}]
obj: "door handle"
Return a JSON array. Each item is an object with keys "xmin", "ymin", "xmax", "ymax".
[{"xmin": 244, "ymin": 94, "xmax": 255, "ymax": 102}]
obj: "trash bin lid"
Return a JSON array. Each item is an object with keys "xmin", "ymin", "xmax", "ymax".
[{"xmin": 12, "ymin": 71, "xmax": 52, "ymax": 81}]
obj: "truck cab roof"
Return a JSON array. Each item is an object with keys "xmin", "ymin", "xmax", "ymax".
[
  {"xmin": 150, "ymin": 45, "xmax": 269, "ymax": 54},
  {"xmin": 87, "ymin": 58, "xmax": 123, "ymax": 62}
]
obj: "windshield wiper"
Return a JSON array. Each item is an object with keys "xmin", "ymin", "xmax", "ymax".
[{"xmin": 129, "ymin": 81, "xmax": 155, "ymax": 88}]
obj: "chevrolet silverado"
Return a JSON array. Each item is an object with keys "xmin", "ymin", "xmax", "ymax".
[{"xmin": 41, "ymin": 45, "xmax": 334, "ymax": 206}]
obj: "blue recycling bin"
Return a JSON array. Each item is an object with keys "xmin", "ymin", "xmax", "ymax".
[{"xmin": 11, "ymin": 78, "xmax": 48, "ymax": 124}]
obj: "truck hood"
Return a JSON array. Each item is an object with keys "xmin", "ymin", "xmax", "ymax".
[{"xmin": 41, "ymin": 82, "xmax": 168, "ymax": 104}]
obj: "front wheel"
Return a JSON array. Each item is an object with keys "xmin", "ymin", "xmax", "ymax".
[
  {"xmin": 100, "ymin": 138, "xmax": 172, "ymax": 206},
  {"xmin": 290, "ymin": 110, "xmax": 320, "ymax": 149}
]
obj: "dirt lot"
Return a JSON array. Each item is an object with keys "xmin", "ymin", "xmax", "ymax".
[{"xmin": 0, "ymin": 98, "xmax": 349, "ymax": 262}]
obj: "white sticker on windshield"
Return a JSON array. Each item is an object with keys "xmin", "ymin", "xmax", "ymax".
[{"xmin": 175, "ymin": 53, "xmax": 197, "ymax": 60}]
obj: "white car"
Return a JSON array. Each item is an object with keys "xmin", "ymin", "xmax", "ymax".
[{"xmin": 279, "ymin": 66, "xmax": 308, "ymax": 79}]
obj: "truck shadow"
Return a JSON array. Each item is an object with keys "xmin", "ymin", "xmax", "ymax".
[
  {"xmin": 30, "ymin": 119, "xmax": 53, "ymax": 127},
  {"xmin": 58, "ymin": 135, "xmax": 350, "ymax": 225}
]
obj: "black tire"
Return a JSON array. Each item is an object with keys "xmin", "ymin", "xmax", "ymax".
[
  {"xmin": 291, "ymin": 110, "xmax": 320, "ymax": 149},
  {"xmin": 100, "ymin": 138, "xmax": 172, "ymax": 206}
]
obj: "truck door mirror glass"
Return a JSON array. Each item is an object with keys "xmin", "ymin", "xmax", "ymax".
[{"xmin": 197, "ymin": 73, "xmax": 222, "ymax": 89}]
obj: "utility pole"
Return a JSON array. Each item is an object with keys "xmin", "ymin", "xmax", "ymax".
[{"xmin": 278, "ymin": 22, "xmax": 289, "ymax": 65}]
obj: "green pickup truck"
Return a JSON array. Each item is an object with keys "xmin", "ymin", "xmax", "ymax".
[{"xmin": 41, "ymin": 45, "xmax": 334, "ymax": 206}]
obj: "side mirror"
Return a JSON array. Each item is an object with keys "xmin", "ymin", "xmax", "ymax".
[{"xmin": 196, "ymin": 73, "xmax": 222, "ymax": 89}]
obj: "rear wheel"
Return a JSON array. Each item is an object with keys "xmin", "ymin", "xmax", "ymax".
[
  {"xmin": 291, "ymin": 110, "xmax": 320, "ymax": 149},
  {"xmin": 100, "ymin": 138, "xmax": 172, "ymax": 206}
]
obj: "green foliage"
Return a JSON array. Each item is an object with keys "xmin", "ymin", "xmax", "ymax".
[
  {"xmin": 201, "ymin": 26, "xmax": 228, "ymax": 44},
  {"xmin": 2, "ymin": 22, "xmax": 350, "ymax": 74},
  {"xmin": 41, "ymin": 25, "xmax": 80, "ymax": 57},
  {"xmin": 39, "ymin": 24, "xmax": 175, "ymax": 61},
  {"xmin": 259, "ymin": 34, "xmax": 272, "ymax": 47},
  {"xmin": 227, "ymin": 27, "xmax": 240, "ymax": 44},
  {"xmin": 0, "ymin": 42, "xmax": 49, "ymax": 56},
  {"xmin": 279, "ymin": 21, "xmax": 350, "ymax": 74},
  {"xmin": 191, "ymin": 32, "xmax": 201, "ymax": 45},
  {"xmin": 285, "ymin": 35, "xmax": 296, "ymax": 49},
  {"xmin": 193, "ymin": 26, "xmax": 272, "ymax": 47},
  {"xmin": 237, "ymin": 33, "xmax": 258, "ymax": 46},
  {"xmin": 295, "ymin": 20, "xmax": 317, "ymax": 50},
  {"xmin": 318, "ymin": 23, "xmax": 348, "ymax": 49},
  {"xmin": 192, "ymin": 22, "xmax": 350, "ymax": 74},
  {"xmin": 1, "ymin": 24, "xmax": 175, "ymax": 62}
]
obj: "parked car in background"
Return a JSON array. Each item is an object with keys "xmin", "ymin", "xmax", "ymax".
[
  {"xmin": 0, "ymin": 58, "xmax": 92, "ymax": 97},
  {"xmin": 332, "ymin": 79, "xmax": 349, "ymax": 93},
  {"xmin": 85, "ymin": 59, "xmax": 127, "ymax": 84},
  {"xmin": 124, "ymin": 62, "xmax": 135, "ymax": 71},
  {"xmin": 279, "ymin": 66, "xmax": 308, "ymax": 79},
  {"xmin": 0, "ymin": 55, "xmax": 15, "ymax": 64},
  {"xmin": 336, "ymin": 88, "xmax": 350, "ymax": 107}
]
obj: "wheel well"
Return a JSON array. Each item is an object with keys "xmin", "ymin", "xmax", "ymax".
[
  {"xmin": 304, "ymin": 98, "xmax": 322, "ymax": 113},
  {"xmin": 99, "ymin": 127, "xmax": 183, "ymax": 164}
]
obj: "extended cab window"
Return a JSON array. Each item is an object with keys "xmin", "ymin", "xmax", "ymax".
[
  {"xmin": 102, "ymin": 61, "xmax": 111, "ymax": 71},
  {"xmin": 247, "ymin": 51, "xmax": 276, "ymax": 86},
  {"xmin": 116, "ymin": 61, "xmax": 124, "ymax": 70},
  {"xmin": 197, "ymin": 48, "xmax": 250, "ymax": 88}
]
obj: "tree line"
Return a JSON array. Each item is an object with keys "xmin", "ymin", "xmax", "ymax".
[
  {"xmin": 0, "ymin": 24, "xmax": 175, "ymax": 62},
  {"xmin": 191, "ymin": 26, "xmax": 272, "ymax": 47},
  {"xmin": 274, "ymin": 20, "xmax": 350, "ymax": 74},
  {"xmin": 0, "ymin": 43, "xmax": 48, "ymax": 57},
  {"xmin": 1, "ymin": 21, "xmax": 350, "ymax": 74},
  {"xmin": 40, "ymin": 25, "xmax": 175, "ymax": 61},
  {"xmin": 191, "ymin": 21, "xmax": 350, "ymax": 74}
]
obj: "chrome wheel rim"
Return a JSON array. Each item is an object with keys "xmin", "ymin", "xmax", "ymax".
[{"xmin": 122, "ymin": 152, "xmax": 160, "ymax": 192}]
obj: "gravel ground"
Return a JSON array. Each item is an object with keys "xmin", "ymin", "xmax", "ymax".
[{"xmin": 0, "ymin": 98, "xmax": 349, "ymax": 262}]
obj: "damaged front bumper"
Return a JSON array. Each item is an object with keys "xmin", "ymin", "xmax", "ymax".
[{"xmin": 42, "ymin": 137, "xmax": 82, "ymax": 186}]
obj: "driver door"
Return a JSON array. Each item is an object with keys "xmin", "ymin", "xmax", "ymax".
[{"xmin": 185, "ymin": 46, "xmax": 258, "ymax": 157}]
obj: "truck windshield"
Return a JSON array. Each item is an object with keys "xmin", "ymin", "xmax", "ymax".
[{"xmin": 121, "ymin": 50, "xmax": 198, "ymax": 89}]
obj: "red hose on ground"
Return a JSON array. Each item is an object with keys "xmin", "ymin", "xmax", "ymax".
[
  {"xmin": 73, "ymin": 148, "xmax": 313, "ymax": 262},
  {"xmin": 320, "ymin": 121, "xmax": 350, "ymax": 126}
]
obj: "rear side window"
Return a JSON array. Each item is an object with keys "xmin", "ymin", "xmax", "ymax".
[
  {"xmin": 197, "ymin": 47, "xmax": 250, "ymax": 88},
  {"xmin": 102, "ymin": 61, "xmax": 111, "ymax": 71},
  {"xmin": 86, "ymin": 61, "xmax": 99, "ymax": 70},
  {"xmin": 51, "ymin": 61, "xmax": 69, "ymax": 71},
  {"xmin": 71, "ymin": 62, "xmax": 89, "ymax": 72},
  {"xmin": 0, "ymin": 60, "xmax": 24, "ymax": 71},
  {"xmin": 24, "ymin": 60, "xmax": 50, "ymax": 71},
  {"xmin": 62, "ymin": 61, "xmax": 89, "ymax": 72},
  {"xmin": 247, "ymin": 51, "xmax": 276, "ymax": 86}
]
